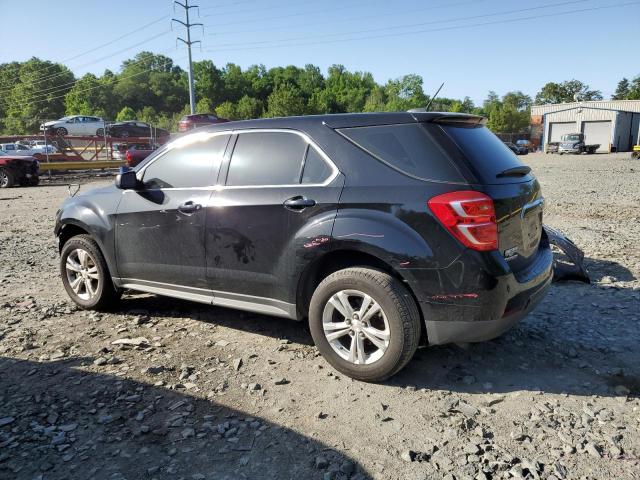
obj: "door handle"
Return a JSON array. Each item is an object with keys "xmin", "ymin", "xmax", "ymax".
[
  {"xmin": 178, "ymin": 200, "xmax": 202, "ymax": 214},
  {"xmin": 283, "ymin": 196, "xmax": 316, "ymax": 211}
]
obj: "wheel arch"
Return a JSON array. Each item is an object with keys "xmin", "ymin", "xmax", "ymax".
[{"xmin": 295, "ymin": 248, "xmax": 425, "ymax": 340}]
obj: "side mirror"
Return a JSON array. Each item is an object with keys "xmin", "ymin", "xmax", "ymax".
[{"xmin": 115, "ymin": 169, "xmax": 138, "ymax": 190}]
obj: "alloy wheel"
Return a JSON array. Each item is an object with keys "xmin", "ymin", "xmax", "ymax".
[
  {"xmin": 65, "ymin": 248, "xmax": 100, "ymax": 301},
  {"xmin": 0, "ymin": 170, "xmax": 8, "ymax": 188},
  {"xmin": 322, "ymin": 289, "xmax": 390, "ymax": 365}
]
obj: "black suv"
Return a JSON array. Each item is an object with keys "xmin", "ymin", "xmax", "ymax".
[{"xmin": 55, "ymin": 112, "xmax": 552, "ymax": 382}]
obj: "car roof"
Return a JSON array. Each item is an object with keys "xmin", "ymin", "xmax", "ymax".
[{"xmin": 198, "ymin": 111, "xmax": 484, "ymax": 133}]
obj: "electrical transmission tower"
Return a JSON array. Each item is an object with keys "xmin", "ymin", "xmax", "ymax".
[{"xmin": 172, "ymin": 0, "xmax": 202, "ymax": 114}]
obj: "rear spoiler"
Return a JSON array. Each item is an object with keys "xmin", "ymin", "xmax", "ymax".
[{"xmin": 407, "ymin": 109, "xmax": 486, "ymax": 127}]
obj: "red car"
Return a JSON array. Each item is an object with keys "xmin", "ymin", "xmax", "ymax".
[
  {"xmin": 125, "ymin": 144, "xmax": 156, "ymax": 168},
  {"xmin": 177, "ymin": 113, "xmax": 228, "ymax": 132},
  {"xmin": 0, "ymin": 151, "xmax": 40, "ymax": 188}
]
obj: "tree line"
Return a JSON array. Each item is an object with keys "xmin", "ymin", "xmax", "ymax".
[{"xmin": 0, "ymin": 51, "xmax": 637, "ymax": 135}]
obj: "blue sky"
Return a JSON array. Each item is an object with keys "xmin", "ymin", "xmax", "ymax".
[{"xmin": 0, "ymin": 0, "xmax": 637, "ymax": 104}]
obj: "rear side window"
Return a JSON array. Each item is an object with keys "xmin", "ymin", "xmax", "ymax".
[
  {"xmin": 143, "ymin": 134, "xmax": 229, "ymax": 189},
  {"xmin": 302, "ymin": 146, "xmax": 333, "ymax": 184},
  {"xmin": 226, "ymin": 132, "xmax": 307, "ymax": 186},
  {"xmin": 338, "ymin": 123, "xmax": 464, "ymax": 182},
  {"xmin": 441, "ymin": 125, "xmax": 529, "ymax": 183}
]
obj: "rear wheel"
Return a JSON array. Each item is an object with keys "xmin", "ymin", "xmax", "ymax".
[
  {"xmin": 29, "ymin": 176, "xmax": 39, "ymax": 186},
  {"xmin": 60, "ymin": 234, "xmax": 120, "ymax": 310},
  {"xmin": 96, "ymin": 128, "xmax": 104, "ymax": 136},
  {"xmin": 309, "ymin": 267, "xmax": 421, "ymax": 382},
  {"xmin": 0, "ymin": 168, "xmax": 14, "ymax": 188}
]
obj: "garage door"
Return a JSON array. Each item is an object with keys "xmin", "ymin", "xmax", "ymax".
[
  {"xmin": 581, "ymin": 121, "xmax": 611, "ymax": 153},
  {"xmin": 549, "ymin": 122, "xmax": 575, "ymax": 143}
]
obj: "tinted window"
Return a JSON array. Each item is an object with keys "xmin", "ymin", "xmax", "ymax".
[
  {"xmin": 226, "ymin": 132, "xmax": 307, "ymax": 186},
  {"xmin": 143, "ymin": 134, "xmax": 229, "ymax": 189},
  {"xmin": 441, "ymin": 125, "xmax": 529, "ymax": 183},
  {"xmin": 302, "ymin": 146, "xmax": 333, "ymax": 184},
  {"xmin": 338, "ymin": 123, "xmax": 463, "ymax": 182}
]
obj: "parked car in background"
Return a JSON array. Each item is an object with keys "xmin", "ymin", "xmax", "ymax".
[
  {"xmin": 0, "ymin": 142, "xmax": 33, "ymax": 155},
  {"xmin": 504, "ymin": 142, "xmax": 528, "ymax": 155},
  {"xmin": 177, "ymin": 113, "xmax": 228, "ymax": 132},
  {"xmin": 0, "ymin": 151, "xmax": 39, "ymax": 188},
  {"xmin": 40, "ymin": 115, "xmax": 105, "ymax": 136},
  {"xmin": 30, "ymin": 140, "xmax": 58, "ymax": 154},
  {"xmin": 516, "ymin": 139, "xmax": 534, "ymax": 153},
  {"xmin": 106, "ymin": 121, "xmax": 169, "ymax": 139},
  {"xmin": 558, "ymin": 133, "xmax": 600, "ymax": 154},
  {"xmin": 545, "ymin": 142, "xmax": 560, "ymax": 154},
  {"xmin": 55, "ymin": 111, "xmax": 552, "ymax": 382},
  {"xmin": 124, "ymin": 144, "xmax": 156, "ymax": 167}
]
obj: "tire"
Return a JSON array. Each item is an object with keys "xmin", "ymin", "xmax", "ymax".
[
  {"xmin": 29, "ymin": 176, "xmax": 39, "ymax": 186},
  {"xmin": 60, "ymin": 234, "xmax": 120, "ymax": 310},
  {"xmin": 56, "ymin": 127, "xmax": 68, "ymax": 136},
  {"xmin": 96, "ymin": 128, "xmax": 104, "ymax": 136},
  {"xmin": 308, "ymin": 267, "xmax": 421, "ymax": 382},
  {"xmin": 121, "ymin": 131, "xmax": 130, "ymax": 138},
  {"xmin": 0, "ymin": 168, "xmax": 14, "ymax": 188}
]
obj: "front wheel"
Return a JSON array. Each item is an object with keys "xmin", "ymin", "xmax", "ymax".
[
  {"xmin": 96, "ymin": 128, "xmax": 104, "ymax": 136},
  {"xmin": 309, "ymin": 267, "xmax": 421, "ymax": 382},
  {"xmin": 60, "ymin": 234, "xmax": 120, "ymax": 310},
  {"xmin": 56, "ymin": 127, "xmax": 68, "ymax": 136}
]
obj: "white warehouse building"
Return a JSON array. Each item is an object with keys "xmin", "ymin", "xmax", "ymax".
[{"xmin": 531, "ymin": 100, "xmax": 640, "ymax": 153}]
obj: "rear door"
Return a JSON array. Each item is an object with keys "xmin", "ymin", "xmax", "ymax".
[
  {"xmin": 205, "ymin": 130, "xmax": 343, "ymax": 304},
  {"xmin": 115, "ymin": 132, "xmax": 230, "ymax": 288}
]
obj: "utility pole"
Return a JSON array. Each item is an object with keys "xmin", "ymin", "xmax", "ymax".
[{"xmin": 172, "ymin": 0, "xmax": 202, "ymax": 114}]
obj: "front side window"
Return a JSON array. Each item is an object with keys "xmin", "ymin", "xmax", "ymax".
[
  {"xmin": 142, "ymin": 134, "xmax": 230, "ymax": 189},
  {"xmin": 226, "ymin": 131, "xmax": 307, "ymax": 186}
]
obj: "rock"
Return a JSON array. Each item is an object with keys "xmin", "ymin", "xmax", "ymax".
[
  {"xmin": 248, "ymin": 383, "xmax": 261, "ymax": 391},
  {"xmin": 464, "ymin": 443, "xmax": 481, "ymax": 454},
  {"xmin": 215, "ymin": 340, "xmax": 230, "ymax": 347},
  {"xmin": 274, "ymin": 378, "xmax": 290, "ymax": 385},
  {"xmin": 585, "ymin": 443, "xmax": 601, "ymax": 458},
  {"xmin": 181, "ymin": 427, "xmax": 195, "ymax": 439},
  {"xmin": 111, "ymin": 337, "xmax": 149, "ymax": 346},
  {"xmin": 232, "ymin": 358, "xmax": 243, "ymax": 371},
  {"xmin": 143, "ymin": 365, "xmax": 165, "ymax": 375},
  {"xmin": 0, "ymin": 417, "xmax": 15, "ymax": 427},
  {"xmin": 457, "ymin": 402, "xmax": 479, "ymax": 417},
  {"xmin": 58, "ymin": 423, "xmax": 77, "ymax": 432},
  {"xmin": 315, "ymin": 456, "xmax": 329, "ymax": 469},
  {"xmin": 339, "ymin": 460, "xmax": 355, "ymax": 475},
  {"xmin": 93, "ymin": 357, "xmax": 108, "ymax": 366}
]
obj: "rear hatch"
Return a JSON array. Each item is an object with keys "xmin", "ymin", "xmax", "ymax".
[{"xmin": 438, "ymin": 120, "xmax": 543, "ymax": 272}]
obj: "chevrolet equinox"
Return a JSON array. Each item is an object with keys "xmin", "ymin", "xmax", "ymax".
[{"xmin": 55, "ymin": 112, "xmax": 553, "ymax": 382}]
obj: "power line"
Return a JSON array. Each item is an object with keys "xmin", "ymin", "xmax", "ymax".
[
  {"xmin": 0, "ymin": 15, "xmax": 169, "ymax": 87},
  {"xmin": 207, "ymin": 0, "xmax": 591, "ymax": 49},
  {"xmin": 208, "ymin": 0, "xmax": 485, "ymax": 37},
  {"xmin": 16, "ymin": 55, "xmax": 187, "ymax": 109},
  {"xmin": 5, "ymin": 33, "xmax": 174, "ymax": 102},
  {"xmin": 204, "ymin": 1, "xmax": 638, "ymax": 53}
]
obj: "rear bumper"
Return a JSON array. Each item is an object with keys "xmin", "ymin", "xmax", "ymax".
[{"xmin": 401, "ymin": 236, "xmax": 553, "ymax": 345}]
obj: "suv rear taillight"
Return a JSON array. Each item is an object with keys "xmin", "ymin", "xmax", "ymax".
[{"xmin": 428, "ymin": 190, "xmax": 498, "ymax": 251}]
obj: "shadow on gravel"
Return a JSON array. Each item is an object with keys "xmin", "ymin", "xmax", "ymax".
[
  {"xmin": 108, "ymin": 278, "xmax": 638, "ymax": 402},
  {"xmin": 0, "ymin": 356, "xmax": 368, "ymax": 480},
  {"xmin": 583, "ymin": 256, "xmax": 636, "ymax": 282}
]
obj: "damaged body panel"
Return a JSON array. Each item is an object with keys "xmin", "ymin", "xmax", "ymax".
[{"xmin": 544, "ymin": 225, "xmax": 590, "ymax": 283}]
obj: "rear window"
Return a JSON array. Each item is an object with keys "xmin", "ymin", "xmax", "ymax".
[
  {"xmin": 441, "ymin": 125, "xmax": 529, "ymax": 183},
  {"xmin": 337, "ymin": 123, "xmax": 464, "ymax": 182}
]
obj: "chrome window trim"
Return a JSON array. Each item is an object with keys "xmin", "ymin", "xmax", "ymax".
[{"xmin": 225, "ymin": 128, "xmax": 339, "ymax": 188}]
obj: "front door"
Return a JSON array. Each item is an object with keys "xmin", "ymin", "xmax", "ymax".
[
  {"xmin": 205, "ymin": 130, "xmax": 343, "ymax": 305},
  {"xmin": 115, "ymin": 133, "xmax": 230, "ymax": 289}
]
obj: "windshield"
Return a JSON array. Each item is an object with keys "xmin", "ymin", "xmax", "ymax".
[{"xmin": 561, "ymin": 134, "xmax": 581, "ymax": 142}]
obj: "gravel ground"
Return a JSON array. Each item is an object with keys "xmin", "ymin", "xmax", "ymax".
[{"xmin": 0, "ymin": 152, "xmax": 639, "ymax": 480}]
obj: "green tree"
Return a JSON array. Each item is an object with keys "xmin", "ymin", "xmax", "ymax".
[
  {"xmin": 116, "ymin": 106, "xmax": 136, "ymax": 121},
  {"xmin": 215, "ymin": 101, "xmax": 238, "ymax": 120},
  {"xmin": 266, "ymin": 85, "xmax": 306, "ymax": 117},
  {"xmin": 64, "ymin": 73, "xmax": 114, "ymax": 118},
  {"xmin": 534, "ymin": 80, "xmax": 602, "ymax": 104},
  {"xmin": 3, "ymin": 58, "xmax": 74, "ymax": 133},
  {"xmin": 612, "ymin": 78, "xmax": 630, "ymax": 100},
  {"xmin": 195, "ymin": 96, "xmax": 216, "ymax": 114},
  {"xmin": 628, "ymin": 76, "xmax": 640, "ymax": 100},
  {"xmin": 235, "ymin": 95, "xmax": 263, "ymax": 119}
]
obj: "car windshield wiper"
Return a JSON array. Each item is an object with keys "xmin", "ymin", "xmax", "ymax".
[{"xmin": 496, "ymin": 166, "xmax": 531, "ymax": 178}]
